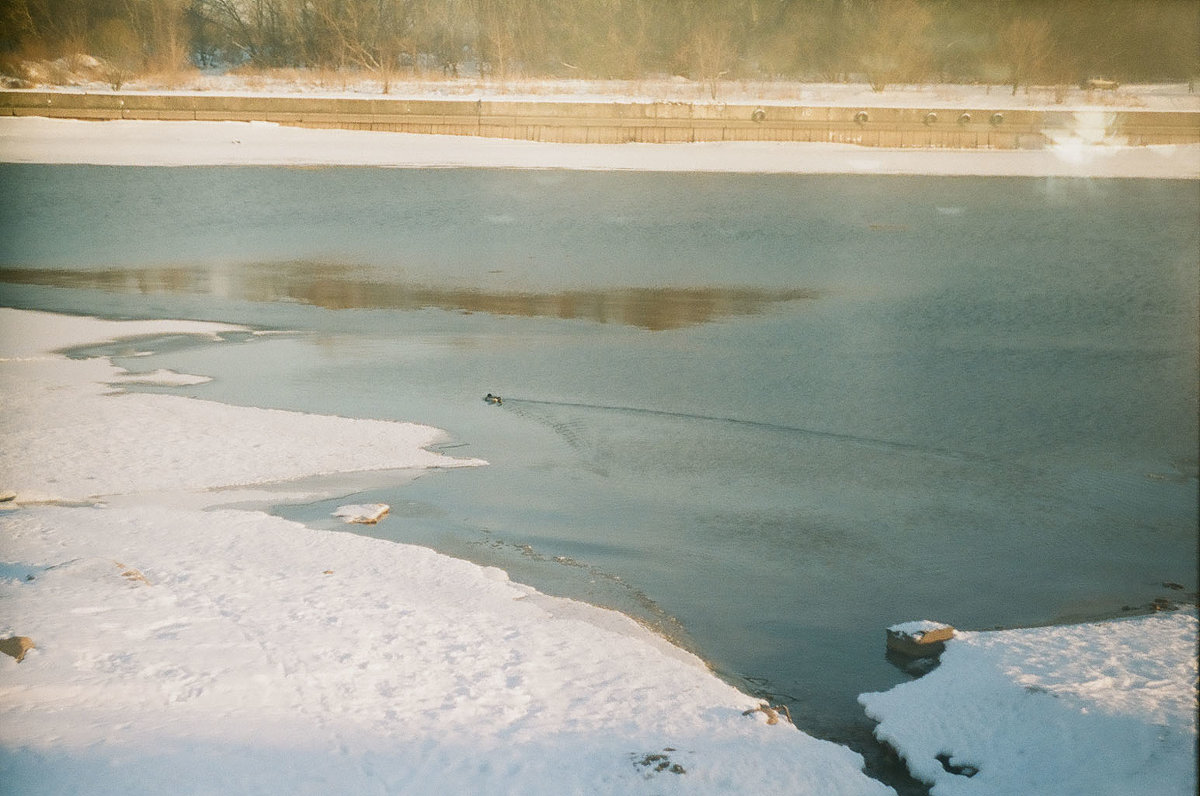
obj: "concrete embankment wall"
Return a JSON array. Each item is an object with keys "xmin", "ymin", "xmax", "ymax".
[{"xmin": 2, "ymin": 90, "xmax": 1197, "ymax": 148}]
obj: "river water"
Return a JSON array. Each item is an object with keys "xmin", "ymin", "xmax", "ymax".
[{"xmin": 2, "ymin": 164, "xmax": 1197, "ymax": 789}]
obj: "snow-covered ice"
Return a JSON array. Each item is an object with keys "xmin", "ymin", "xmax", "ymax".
[
  {"xmin": 861, "ymin": 611, "xmax": 1198, "ymax": 795},
  {"xmin": 0, "ymin": 312, "xmax": 481, "ymax": 506},
  {"xmin": 2, "ymin": 115, "xmax": 1197, "ymax": 178},
  {"xmin": 0, "ymin": 308, "xmax": 892, "ymax": 794},
  {"xmin": 0, "ymin": 310, "xmax": 242, "ymax": 359},
  {"xmin": 107, "ymin": 367, "xmax": 214, "ymax": 387}
]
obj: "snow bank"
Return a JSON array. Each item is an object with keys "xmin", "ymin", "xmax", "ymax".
[
  {"xmin": 0, "ymin": 308, "xmax": 892, "ymax": 795},
  {"xmin": 14, "ymin": 77, "xmax": 1200, "ymax": 113},
  {"xmin": 107, "ymin": 367, "xmax": 213, "ymax": 386},
  {"xmin": 860, "ymin": 611, "xmax": 1199, "ymax": 795},
  {"xmin": 2, "ymin": 116, "xmax": 1197, "ymax": 178},
  {"xmin": 0, "ymin": 311, "xmax": 481, "ymax": 505},
  {"xmin": 0, "ymin": 310, "xmax": 242, "ymax": 360}
]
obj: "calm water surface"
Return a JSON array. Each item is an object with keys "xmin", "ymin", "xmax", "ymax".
[{"xmin": 3, "ymin": 165, "xmax": 1197, "ymax": 787}]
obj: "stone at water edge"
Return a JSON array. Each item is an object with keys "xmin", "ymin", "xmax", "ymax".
[{"xmin": 886, "ymin": 621, "xmax": 956, "ymax": 659}]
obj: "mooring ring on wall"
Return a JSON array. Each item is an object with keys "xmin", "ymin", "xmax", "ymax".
[
  {"xmin": 854, "ymin": 110, "xmax": 869, "ymax": 125},
  {"xmin": 990, "ymin": 112, "xmax": 1004, "ymax": 126},
  {"xmin": 957, "ymin": 112, "xmax": 972, "ymax": 125},
  {"xmin": 752, "ymin": 107, "xmax": 767, "ymax": 122},
  {"xmin": 923, "ymin": 112, "xmax": 938, "ymax": 126}
]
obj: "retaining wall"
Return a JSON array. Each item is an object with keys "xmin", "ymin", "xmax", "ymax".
[{"xmin": 2, "ymin": 91, "xmax": 1197, "ymax": 148}]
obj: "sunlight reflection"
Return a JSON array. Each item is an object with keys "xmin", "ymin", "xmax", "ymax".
[{"xmin": 0, "ymin": 263, "xmax": 817, "ymax": 331}]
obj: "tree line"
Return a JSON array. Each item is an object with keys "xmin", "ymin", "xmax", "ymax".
[{"xmin": 2, "ymin": 0, "xmax": 1197, "ymax": 93}]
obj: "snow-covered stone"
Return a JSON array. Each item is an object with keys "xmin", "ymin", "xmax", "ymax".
[{"xmin": 861, "ymin": 611, "xmax": 1199, "ymax": 795}]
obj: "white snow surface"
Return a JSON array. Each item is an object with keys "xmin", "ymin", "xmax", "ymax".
[
  {"xmin": 0, "ymin": 311, "xmax": 481, "ymax": 506},
  {"xmin": 108, "ymin": 367, "xmax": 213, "ymax": 386},
  {"xmin": 13, "ymin": 75, "xmax": 1200, "ymax": 112},
  {"xmin": 0, "ymin": 310, "xmax": 241, "ymax": 359},
  {"xmin": 0, "ymin": 308, "xmax": 892, "ymax": 795},
  {"xmin": 2, "ymin": 115, "xmax": 1197, "ymax": 178},
  {"xmin": 860, "ymin": 611, "xmax": 1199, "ymax": 795}
]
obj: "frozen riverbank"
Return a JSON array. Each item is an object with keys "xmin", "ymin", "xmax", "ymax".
[
  {"xmin": 861, "ymin": 612, "xmax": 1198, "ymax": 795},
  {"xmin": 9, "ymin": 72, "xmax": 1200, "ymax": 113},
  {"xmin": 4, "ymin": 309, "xmax": 1193, "ymax": 795},
  {"xmin": 0, "ymin": 308, "xmax": 893, "ymax": 794},
  {"xmin": 2, "ymin": 115, "xmax": 1198, "ymax": 178}
]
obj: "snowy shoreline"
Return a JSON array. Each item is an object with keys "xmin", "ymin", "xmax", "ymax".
[
  {"xmin": 8, "ymin": 76, "xmax": 1200, "ymax": 113},
  {"xmin": 863, "ymin": 611, "xmax": 1198, "ymax": 795},
  {"xmin": 3, "ymin": 315, "xmax": 1195, "ymax": 795},
  {"xmin": 2, "ymin": 115, "xmax": 1198, "ymax": 178},
  {"xmin": 1, "ymin": 308, "xmax": 895, "ymax": 794}
]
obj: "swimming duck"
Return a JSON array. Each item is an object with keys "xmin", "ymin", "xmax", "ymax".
[{"xmin": 484, "ymin": 393, "xmax": 503, "ymax": 405}]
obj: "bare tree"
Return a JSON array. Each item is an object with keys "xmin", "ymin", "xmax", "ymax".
[
  {"xmin": 996, "ymin": 15, "xmax": 1052, "ymax": 96},
  {"xmin": 0, "ymin": 0, "xmax": 38, "ymax": 55},
  {"xmin": 471, "ymin": 0, "xmax": 509, "ymax": 77},
  {"xmin": 412, "ymin": 0, "xmax": 474, "ymax": 76},
  {"xmin": 309, "ymin": 0, "xmax": 413, "ymax": 92},
  {"xmin": 675, "ymin": 3, "xmax": 747, "ymax": 100},
  {"xmin": 851, "ymin": 0, "xmax": 933, "ymax": 91},
  {"xmin": 93, "ymin": 16, "xmax": 140, "ymax": 87},
  {"xmin": 4, "ymin": 0, "xmax": 1197, "ymax": 91},
  {"xmin": 686, "ymin": 23, "xmax": 737, "ymax": 99},
  {"xmin": 118, "ymin": 0, "xmax": 190, "ymax": 74}
]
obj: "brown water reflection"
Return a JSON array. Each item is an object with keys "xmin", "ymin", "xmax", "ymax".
[{"xmin": 0, "ymin": 264, "xmax": 817, "ymax": 331}]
